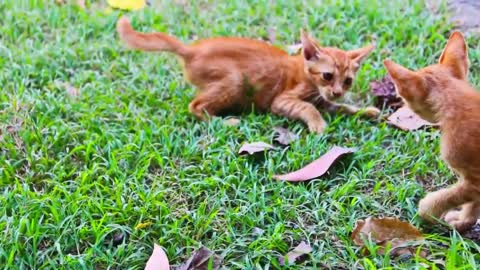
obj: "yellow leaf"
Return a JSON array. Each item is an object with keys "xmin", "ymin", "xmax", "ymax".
[
  {"xmin": 135, "ymin": 222, "xmax": 153, "ymax": 230},
  {"xmin": 106, "ymin": 0, "xmax": 146, "ymax": 11}
]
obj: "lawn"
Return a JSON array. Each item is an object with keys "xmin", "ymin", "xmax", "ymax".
[{"xmin": 1, "ymin": 0, "xmax": 480, "ymax": 269}]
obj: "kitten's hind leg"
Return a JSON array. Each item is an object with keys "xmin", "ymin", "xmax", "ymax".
[
  {"xmin": 188, "ymin": 82, "xmax": 243, "ymax": 120},
  {"xmin": 271, "ymin": 94, "xmax": 327, "ymax": 134},
  {"xmin": 418, "ymin": 181, "xmax": 476, "ymax": 224},
  {"xmin": 444, "ymin": 201, "xmax": 480, "ymax": 232}
]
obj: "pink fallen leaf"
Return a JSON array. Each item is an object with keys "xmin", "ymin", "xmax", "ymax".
[
  {"xmin": 274, "ymin": 146, "xmax": 357, "ymax": 181},
  {"xmin": 279, "ymin": 241, "xmax": 313, "ymax": 265},
  {"xmin": 145, "ymin": 244, "xmax": 170, "ymax": 270},
  {"xmin": 238, "ymin": 141, "xmax": 274, "ymax": 155},
  {"xmin": 267, "ymin": 27, "xmax": 276, "ymax": 44},
  {"xmin": 387, "ymin": 106, "xmax": 435, "ymax": 131}
]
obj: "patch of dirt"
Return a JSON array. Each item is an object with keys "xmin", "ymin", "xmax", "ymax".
[{"xmin": 427, "ymin": 0, "xmax": 480, "ymax": 36}]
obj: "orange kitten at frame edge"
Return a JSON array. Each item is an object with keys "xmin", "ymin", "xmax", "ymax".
[
  {"xmin": 384, "ymin": 32, "xmax": 480, "ymax": 232},
  {"xmin": 116, "ymin": 16, "xmax": 380, "ymax": 134}
]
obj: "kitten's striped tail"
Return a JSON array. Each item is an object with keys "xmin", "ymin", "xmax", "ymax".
[{"xmin": 116, "ymin": 16, "xmax": 191, "ymax": 58}]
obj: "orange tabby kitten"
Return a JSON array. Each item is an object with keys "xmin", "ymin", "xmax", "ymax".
[
  {"xmin": 384, "ymin": 32, "xmax": 480, "ymax": 232},
  {"xmin": 116, "ymin": 17, "xmax": 379, "ymax": 133}
]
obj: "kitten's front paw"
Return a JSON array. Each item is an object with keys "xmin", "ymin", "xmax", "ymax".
[
  {"xmin": 418, "ymin": 197, "xmax": 438, "ymax": 223},
  {"xmin": 444, "ymin": 209, "xmax": 477, "ymax": 232},
  {"xmin": 362, "ymin": 106, "xmax": 381, "ymax": 118},
  {"xmin": 307, "ymin": 120, "xmax": 327, "ymax": 134}
]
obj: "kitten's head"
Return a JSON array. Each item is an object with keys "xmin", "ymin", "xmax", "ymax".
[
  {"xmin": 300, "ymin": 30, "xmax": 374, "ymax": 100},
  {"xmin": 383, "ymin": 32, "xmax": 469, "ymax": 123}
]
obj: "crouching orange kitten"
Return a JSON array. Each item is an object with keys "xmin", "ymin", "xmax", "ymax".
[
  {"xmin": 384, "ymin": 32, "xmax": 480, "ymax": 232},
  {"xmin": 116, "ymin": 16, "xmax": 379, "ymax": 134}
]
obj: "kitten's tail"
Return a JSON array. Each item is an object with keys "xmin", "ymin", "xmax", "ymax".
[{"xmin": 116, "ymin": 16, "xmax": 191, "ymax": 58}]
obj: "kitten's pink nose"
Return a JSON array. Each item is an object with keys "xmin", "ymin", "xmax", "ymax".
[{"xmin": 333, "ymin": 91, "xmax": 342, "ymax": 98}]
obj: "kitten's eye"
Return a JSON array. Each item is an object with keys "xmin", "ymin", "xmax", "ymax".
[
  {"xmin": 344, "ymin": 77, "xmax": 353, "ymax": 86},
  {"xmin": 322, "ymin": 72, "xmax": 334, "ymax": 81}
]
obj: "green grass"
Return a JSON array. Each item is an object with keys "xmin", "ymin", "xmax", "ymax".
[{"xmin": 1, "ymin": 0, "xmax": 480, "ymax": 269}]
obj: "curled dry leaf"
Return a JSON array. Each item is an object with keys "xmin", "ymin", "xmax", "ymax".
[
  {"xmin": 177, "ymin": 246, "xmax": 221, "ymax": 270},
  {"xmin": 351, "ymin": 217, "xmax": 425, "ymax": 257},
  {"xmin": 238, "ymin": 141, "xmax": 274, "ymax": 155},
  {"xmin": 273, "ymin": 127, "xmax": 299, "ymax": 146},
  {"xmin": 462, "ymin": 221, "xmax": 480, "ymax": 241},
  {"xmin": 387, "ymin": 106, "xmax": 436, "ymax": 131},
  {"xmin": 274, "ymin": 146, "xmax": 357, "ymax": 181},
  {"xmin": 370, "ymin": 75, "xmax": 403, "ymax": 110},
  {"xmin": 279, "ymin": 241, "xmax": 313, "ymax": 266},
  {"xmin": 145, "ymin": 244, "xmax": 170, "ymax": 270}
]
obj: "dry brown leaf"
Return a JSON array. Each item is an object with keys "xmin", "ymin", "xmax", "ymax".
[
  {"xmin": 279, "ymin": 241, "xmax": 313, "ymax": 265},
  {"xmin": 387, "ymin": 106, "xmax": 436, "ymax": 131},
  {"xmin": 238, "ymin": 141, "xmax": 274, "ymax": 155},
  {"xmin": 223, "ymin": 117, "xmax": 241, "ymax": 127},
  {"xmin": 274, "ymin": 146, "xmax": 356, "ymax": 181},
  {"xmin": 370, "ymin": 75, "xmax": 403, "ymax": 110},
  {"xmin": 273, "ymin": 127, "xmax": 299, "ymax": 146},
  {"xmin": 177, "ymin": 247, "xmax": 221, "ymax": 270},
  {"xmin": 351, "ymin": 217, "xmax": 425, "ymax": 257},
  {"xmin": 145, "ymin": 244, "xmax": 170, "ymax": 270}
]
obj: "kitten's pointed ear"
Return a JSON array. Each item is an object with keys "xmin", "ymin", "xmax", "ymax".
[
  {"xmin": 383, "ymin": 60, "xmax": 415, "ymax": 80},
  {"xmin": 383, "ymin": 59, "xmax": 423, "ymax": 100},
  {"xmin": 300, "ymin": 29, "xmax": 319, "ymax": 61},
  {"xmin": 439, "ymin": 31, "xmax": 469, "ymax": 80},
  {"xmin": 348, "ymin": 44, "xmax": 375, "ymax": 68}
]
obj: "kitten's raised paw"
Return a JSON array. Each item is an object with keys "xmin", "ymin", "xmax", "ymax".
[
  {"xmin": 307, "ymin": 120, "xmax": 327, "ymax": 134},
  {"xmin": 418, "ymin": 197, "xmax": 440, "ymax": 223},
  {"xmin": 362, "ymin": 106, "xmax": 381, "ymax": 118}
]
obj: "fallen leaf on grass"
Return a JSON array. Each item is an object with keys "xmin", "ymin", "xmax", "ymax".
[
  {"xmin": 145, "ymin": 244, "xmax": 170, "ymax": 270},
  {"xmin": 279, "ymin": 241, "xmax": 313, "ymax": 265},
  {"xmin": 238, "ymin": 141, "xmax": 274, "ymax": 155},
  {"xmin": 274, "ymin": 146, "xmax": 357, "ymax": 181},
  {"xmin": 66, "ymin": 84, "xmax": 79, "ymax": 97},
  {"xmin": 107, "ymin": 0, "xmax": 147, "ymax": 10},
  {"xmin": 223, "ymin": 117, "xmax": 240, "ymax": 127},
  {"xmin": 267, "ymin": 27, "xmax": 276, "ymax": 44},
  {"xmin": 135, "ymin": 222, "xmax": 153, "ymax": 230},
  {"xmin": 370, "ymin": 75, "xmax": 403, "ymax": 110},
  {"xmin": 351, "ymin": 217, "xmax": 425, "ymax": 257},
  {"xmin": 273, "ymin": 127, "xmax": 299, "ymax": 146},
  {"xmin": 177, "ymin": 247, "xmax": 221, "ymax": 270},
  {"xmin": 387, "ymin": 106, "xmax": 435, "ymax": 131}
]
